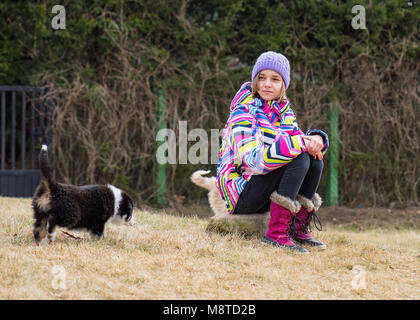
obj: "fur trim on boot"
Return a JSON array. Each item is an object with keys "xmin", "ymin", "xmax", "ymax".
[
  {"xmin": 296, "ymin": 193, "xmax": 322, "ymax": 212},
  {"xmin": 270, "ymin": 192, "xmax": 301, "ymax": 214},
  {"xmin": 312, "ymin": 193, "xmax": 322, "ymax": 212}
]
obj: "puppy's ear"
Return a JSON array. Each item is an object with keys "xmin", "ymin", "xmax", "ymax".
[
  {"xmin": 123, "ymin": 193, "xmax": 136, "ymax": 226},
  {"xmin": 128, "ymin": 195, "xmax": 134, "ymax": 209},
  {"xmin": 124, "ymin": 193, "xmax": 134, "ymax": 212}
]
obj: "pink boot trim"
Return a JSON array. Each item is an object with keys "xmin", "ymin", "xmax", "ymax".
[{"xmin": 265, "ymin": 194, "xmax": 298, "ymax": 247}]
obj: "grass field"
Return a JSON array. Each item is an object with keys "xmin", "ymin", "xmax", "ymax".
[{"xmin": 0, "ymin": 196, "xmax": 419, "ymax": 300}]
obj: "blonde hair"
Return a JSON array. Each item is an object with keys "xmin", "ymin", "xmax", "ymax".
[{"xmin": 251, "ymin": 72, "xmax": 287, "ymax": 102}]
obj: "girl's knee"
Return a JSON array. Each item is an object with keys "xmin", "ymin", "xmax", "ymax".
[
  {"xmin": 296, "ymin": 152, "xmax": 311, "ymax": 171},
  {"xmin": 309, "ymin": 157, "xmax": 324, "ymax": 175}
]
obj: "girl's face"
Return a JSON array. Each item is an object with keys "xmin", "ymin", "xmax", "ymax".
[{"xmin": 255, "ymin": 69, "xmax": 284, "ymax": 101}]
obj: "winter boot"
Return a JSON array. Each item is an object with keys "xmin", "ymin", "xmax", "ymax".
[
  {"xmin": 291, "ymin": 193, "xmax": 326, "ymax": 250},
  {"xmin": 262, "ymin": 191, "xmax": 309, "ymax": 254}
]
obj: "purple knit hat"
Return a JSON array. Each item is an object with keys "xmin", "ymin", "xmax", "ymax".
[{"xmin": 251, "ymin": 51, "xmax": 290, "ymax": 89}]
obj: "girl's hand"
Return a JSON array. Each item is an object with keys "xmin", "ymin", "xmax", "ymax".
[{"xmin": 302, "ymin": 135, "xmax": 324, "ymax": 160}]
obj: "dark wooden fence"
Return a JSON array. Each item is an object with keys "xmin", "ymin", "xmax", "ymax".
[{"xmin": 0, "ymin": 85, "xmax": 53, "ymax": 197}]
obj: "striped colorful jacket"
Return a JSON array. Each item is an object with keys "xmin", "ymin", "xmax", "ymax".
[{"xmin": 216, "ymin": 82, "xmax": 329, "ymax": 214}]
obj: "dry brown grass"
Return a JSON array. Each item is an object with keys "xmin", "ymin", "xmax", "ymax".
[{"xmin": 0, "ymin": 196, "xmax": 419, "ymax": 300}]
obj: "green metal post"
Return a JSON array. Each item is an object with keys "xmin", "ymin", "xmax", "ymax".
[
  {"xmin": 326, "ymin": 100, "xmax": 339, "ymax": 206},
  {"xmin": 155, "ymin": 89, "xmax": 167, "ymax": 205}
]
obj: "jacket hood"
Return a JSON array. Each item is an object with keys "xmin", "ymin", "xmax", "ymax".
[
  {"xmin": 230, "ymin": 82, "xmax": 254, "ymax": 110},
  {"xmin": 230, "ymin": 82, "xmax": 289, "ymax": 115}
]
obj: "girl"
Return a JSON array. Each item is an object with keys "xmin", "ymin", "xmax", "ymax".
[{"xmin": 216, "ymin": 51, "xmax": 329, "ymax": 254}]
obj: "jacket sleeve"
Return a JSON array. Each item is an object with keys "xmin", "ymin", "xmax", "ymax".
[
  {"xmin": 229, "ymin": 105, "xmax": 307, "ymax": 175},
  {"xmin": 283, "ymin": 104, "xmax": 329, "ymax": 156},
  {"xmin": 306, "ymin": 129, "xmax": 329, "ymax": 155}
]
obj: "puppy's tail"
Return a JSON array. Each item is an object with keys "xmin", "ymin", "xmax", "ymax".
[
  {"xmin": 190, "ymin": 170, "xmax": 217, "ymax": 191},
  {"xmin": 39, "ymin": 145, "xmax": 55, "ymax": 191}
]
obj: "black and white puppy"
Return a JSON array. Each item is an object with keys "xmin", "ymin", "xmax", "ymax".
[{"xmin": 32, "ymin": 145, "xmax": 135, "ymax": 245}]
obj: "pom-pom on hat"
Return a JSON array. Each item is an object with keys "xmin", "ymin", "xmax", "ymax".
[{"xmin": 251, "ymin": 51, "xmax": 290, "ymax": 89}]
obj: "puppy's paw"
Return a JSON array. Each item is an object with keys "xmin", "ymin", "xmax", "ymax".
[
  {"xmin": 37, "ymin": 238, "xmax": 49, "ymax": 246},
  {"xmin": 47, "ymin": 232, "xmax": 57, "ymax": 243},
  {"xmin": 89, "ymin": 231, "xmax": 105, "ymax": 240},
  {"xmin": 126, "ymin": 216, "xmax": 136, "ymax": 227}
]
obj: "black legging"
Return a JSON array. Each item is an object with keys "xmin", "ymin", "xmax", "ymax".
[{"xmin": 233, "ymin": 152, "xmax": 323, "ymax": 214}]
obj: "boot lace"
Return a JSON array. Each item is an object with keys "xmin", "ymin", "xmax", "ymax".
[
  {"xmin": 288, "ymin": 215, "xmax": 302, "ymax": 238},
  {"xmin": 304, "ymin": 211, "xmax": 323, "ymax": 233},
  {"xmin": 289, "ymin": 212, "xmax": 323, "ymax": 237}
]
